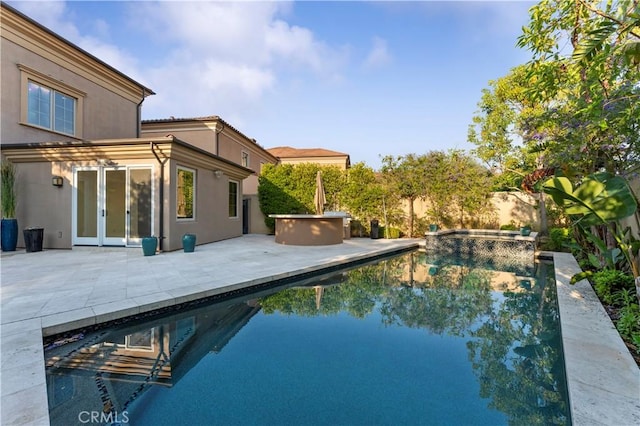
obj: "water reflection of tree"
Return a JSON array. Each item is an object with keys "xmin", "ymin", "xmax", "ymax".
[
  {"xmin": 466, "ymin": 262, "xmax": 569, "ymax": 425},
  {"xmin": 260, "ymin": 261, "xmax": 389, "ymax": 318},
  {"xmin": 380, "ymin": 258, "xmax": 495, "ymax": 335},
  {"xmin": 259, "ymin": 253, "xmax": 569, "ymax": 425}
]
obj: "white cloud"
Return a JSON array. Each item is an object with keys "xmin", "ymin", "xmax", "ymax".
[
  {"xmin": 8, "ymin": 1, "xmax": 349, "ymax": 120},
  {"xmin": 128, "ymin": 1, "xmax": 348, "ymax": 117},
  {"xmin": 8, "ymin": 1, "xmax": 143, "ymax": 85},
  {"xmin": 363, "ymin": 36, "xmax": 392, "ymax": 69}
]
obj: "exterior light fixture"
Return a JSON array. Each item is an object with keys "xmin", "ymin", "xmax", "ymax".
[
  {"xmin": 97, "ymin": 158, "xmax": 117, "ymax": 166},
  {"xmin": 52, "ymin": 176, "xmax": 63, "ymax": 187},
  {"xmin": 214, "ymin": 170, "xmax": 223, "ymax": 178}
]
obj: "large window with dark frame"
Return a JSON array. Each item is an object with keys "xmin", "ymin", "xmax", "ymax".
[
  {"xmin": 228, "ymin": 181, "xmax": 238, "ymax": 218},
  {"xmin": 177, "ymin": 166, "xmax": 195, "ymax": 219}
]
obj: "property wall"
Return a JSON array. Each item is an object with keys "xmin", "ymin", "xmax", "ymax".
[
  {"xmin": 490, "ymin": 192, "xmax": 540, "ymax": 229},
  {"xmin": 621, "ymin": 173, "xmax": 640, "ymax": 239},
  {"xmin": 0, "ymin": 39, "xmax": 139, "ymax": 143},
  {"xmin": 407, "ymin": 192, "xmax": 539, "ymax": 230}
]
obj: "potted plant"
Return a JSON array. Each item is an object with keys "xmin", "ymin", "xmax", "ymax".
[
  {"xmin": 1, "ymin": 161, "xmax": 18, "ymax": 251},
  {"xmin": 520, "ymin": 224, "xmax": 532, "ymax": 236}
]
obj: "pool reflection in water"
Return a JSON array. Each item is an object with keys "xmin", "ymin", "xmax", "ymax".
[{"xmin": 44, "ymin": 250, "xmax": 570, "ymax": 425}]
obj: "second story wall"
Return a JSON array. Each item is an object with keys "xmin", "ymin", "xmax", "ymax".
[
  {"xmin": 1, "ymin": 3, "xmax": 152, "ymax": 144},
  {"xmin": 141, "ymin": 117, "xmax": 278, "ymax": 195}
]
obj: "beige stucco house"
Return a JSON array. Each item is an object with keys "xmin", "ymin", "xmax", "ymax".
[
  {"xmin": 267, "ymin": 146, "xmax": 351, "ymax": 170},
  {"xmin": 0, "ymin": 2, "xmax": 253, "ymax": 251},
  {"xmin": 141, "ymin": 116, "xmax": 278, "ymax": 234}
]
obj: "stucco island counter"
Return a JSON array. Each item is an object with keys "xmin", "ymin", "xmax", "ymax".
[{"xmin": 269, "ymin": 213, "xmax": 350, "ymax": 245}]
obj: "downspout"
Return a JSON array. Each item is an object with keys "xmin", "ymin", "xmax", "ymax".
[
  {"xmin": 214, "ymin": 121, "xmax": 225, "ymax": 155},
  {"xmin": 136, "ymin": 88, "xmax": 146, "ymax": 137},
  {"xmin": 151, "ymin": 142, "xmax": 168, "ymax": 251}
]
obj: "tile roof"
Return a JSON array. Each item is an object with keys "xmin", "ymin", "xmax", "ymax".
[
  {"xmin": 267, "ymin": 146, "xmax": 349, "ymax": 158},
  {"xmin": 141, "ymin": 115, "xmax": 275, "ymax": 159}
]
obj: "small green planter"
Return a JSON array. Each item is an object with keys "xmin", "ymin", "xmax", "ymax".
[
  {"xmin": 142, "ymin": 236, "xmax": 158, "ymax": 256},
  {"xmin": 429, "ymin": 224, "xmax": 439, "ymax": 232},
  {"xmin": 182, "ymin": 233, "xmax": 196, "ymax": 253},
  {"xmin": 520, "ymin": 226, "xmax": 531, "ymax": 237}
]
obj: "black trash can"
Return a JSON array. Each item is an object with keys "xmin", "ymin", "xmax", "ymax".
[
  {"xmin": 23, "ymin": 227, "xmax": 44, "ymax": 252},
  {"xmin": 370, "ymin": 219, "xmax": 379, "ymax": 239}
]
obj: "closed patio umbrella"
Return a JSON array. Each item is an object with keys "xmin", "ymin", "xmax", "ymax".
[{"xmin": 314, "ymin": 170, "xmax": 326, "ymax": 215}]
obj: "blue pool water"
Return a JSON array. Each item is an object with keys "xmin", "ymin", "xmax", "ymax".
[{"xmin": 44, "ymin": 250, "xmax": 570, "ymax": 425}]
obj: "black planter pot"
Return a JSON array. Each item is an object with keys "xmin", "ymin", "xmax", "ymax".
[
  {"xmin": 1, "ymin": 218, "xmax": 18, "ymax": 251},
  {"xmin": 23, "ymin": 227, "xmax": 44, "ymax": 252}
]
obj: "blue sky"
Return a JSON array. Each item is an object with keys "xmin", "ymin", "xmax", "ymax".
[{"xmin": 8, "ymin": 0, "xmax": 536, "ymax": 169}]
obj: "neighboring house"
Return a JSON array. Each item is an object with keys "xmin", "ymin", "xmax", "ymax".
[
  {"xmin": 141, "ymin": 116, "xmax": 278, "ymax": 234},
  {"xmin": 267, "ymin": 146, "xmax": 351, "ymax": 170},
  {"xmin": 0, "ymin": 2, "xmax": 252, "ymax": 251}
]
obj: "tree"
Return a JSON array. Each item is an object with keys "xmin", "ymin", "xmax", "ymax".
[
  {"xmin": 421, "ymin": 151, "xmax": 452, "ymax": 226},
  {"xmin": 515, "ymin": 0, "xmax": 640, "ymax": 177},
  {"xmin": 446, "ymin": 150, "xmax": 494, "ymax": 228},
  {"xmin": 467, "ymin": 65, "xmax": 539, "ymax": 187},
  {"xmin": 380, "ymin": 154, "xmax": 428, "ymax": 237},
  {"xmin": 340, "ymin": 162, "xmax": 396, "ymax": 234}
]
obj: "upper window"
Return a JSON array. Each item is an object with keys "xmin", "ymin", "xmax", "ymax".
[
  {"xmin": 19, "ymin": 65, "xmax": 84, "ymax": 137},
  {"xmin": 241, "ymin": 151, "xmax": 249, "ymax": 168},
  {"xmin": 177, "ymin": 166, "xmax": 196, "ymax": 220},
  {"xmin": 229, "ymin": 181, "xmax": 238, "ymax": 218},
  {"xmin": 27, "ymin": 81, "xmax": 76, "ymax": 135}
]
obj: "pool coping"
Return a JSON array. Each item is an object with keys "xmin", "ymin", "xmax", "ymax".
[
  {"xmin": 1, "ymin": 237, "xmax": 638, "ymax": 425},
  {"xmin": 547, "ymin": 251, "xmax": 640, "ymax": 425}
]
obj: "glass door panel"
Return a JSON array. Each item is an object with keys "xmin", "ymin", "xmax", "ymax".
[
  {"xmin": 103, "ymin": 169, "xmax": 126, "ymax": 245},
  {"xmin": 128, "ymin": 168, "xmax": 152, "ymax": 242},
  {"xmin": 74, "ymin": 169, "xmax": 99, "ymax": 245}
]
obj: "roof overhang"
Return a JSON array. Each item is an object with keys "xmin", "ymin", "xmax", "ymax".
[{"xmin": 0, "ymin": 137, "xmax": 254, "ymax": 180}]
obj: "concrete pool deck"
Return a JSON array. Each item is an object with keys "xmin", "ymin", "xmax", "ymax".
[{"xmin": 1, "ymin": 235, "xmax": 638, "ymax": 425}]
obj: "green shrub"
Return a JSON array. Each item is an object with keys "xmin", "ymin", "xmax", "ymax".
[
  {"xmin": 540, "ymin": 227, "xmax": 574, "ymax": 252},
  {"xmin": 591, "ymin": 269, "xmax": 635, "ymax": 305},
  {"xmin": 384, "ymin": 227, "xmax": 401, "ymax": 238},
  {"xmin": 500, "ymin": 222, "xmax": 518, "ymax": 231},
  {"xmin": 617, "ymin": 302, "xmax": 640, "ymax": 343}
]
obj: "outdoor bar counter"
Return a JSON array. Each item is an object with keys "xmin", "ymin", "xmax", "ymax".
[{"xmin": 269, "ymin": 214, "xmax": 348, "ymax": 245}]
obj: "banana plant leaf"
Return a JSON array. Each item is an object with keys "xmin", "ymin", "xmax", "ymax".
[{"xmin": 542, "ymin": 173, "xmax": 638, "ymax": 226}]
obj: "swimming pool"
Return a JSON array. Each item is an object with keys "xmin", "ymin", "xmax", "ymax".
[{"xmin": 44, "ymin": 250, "xmax": 570, "ymax": 425}]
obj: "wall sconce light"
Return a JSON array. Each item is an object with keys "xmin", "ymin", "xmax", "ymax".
[
  {"xmin": 52, "ymin": 176, "xmax": 64, "ymax": 187},
  {"xmin": 214, "ymin": 170, "xmax": 224, "ymax": 178},
  {"xmin": 97, "ymin": 158, "xmax": 117, "ymax": 166}
]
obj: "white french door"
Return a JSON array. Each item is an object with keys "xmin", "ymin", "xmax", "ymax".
[{"xmin": 73, "ymin": 166, "xmax": 153, "ymax": 246}]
